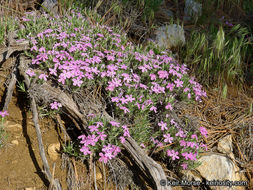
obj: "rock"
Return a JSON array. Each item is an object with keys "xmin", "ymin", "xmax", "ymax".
[
  {"xmin": 11, "ymin": 140, "xmax": 19, "ymax": 145},
  {"xmin": 184, "ymin": 0, "xmax": 202, "ymax": 22},
  {"xmin": 5, "ymin": 121, "xmax": 22, "ymax": 132},
  {"xmin": 40, "ymin": 0, "xmax": 58, "ymax": 15},
  {"xmin": 47, "ymin": 143, "xmax": 60, "ymax": 161},
  {"xmin": 155, "ymin": 24, "xmax": 185, "ymax": 49},
  {"xmin": 217, "ymin": 135, "xmax": 234, "ymax": 159},
  {"xmin": 183, "ymin": 153, "xmax": 247, "ymax": 190},
  {"xmin": 24, "ymin": 188, "xmax": 36, "ymax": 190}
]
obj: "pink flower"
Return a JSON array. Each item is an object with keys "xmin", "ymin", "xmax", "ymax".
[
  {"xmin": 150, "ymin": 106, "xmax": 157, "ymax": 113},
  {"xmin": 163, "ymin": 133, "xmax": 173, "ymax": 143},
  {"xmin": 191, "ymin": 134, "xmax": 198, "ymax": 140},
  {"xmin": 88, "ymin": 125, "xmax": 99, "ymax": 132},
  {"xmin": 199, "ymin": 127, "xmax": 208, "ymax": 137},
  {"xmin": 97, "ymin": 131, "xmax": 107, "ymax": 141},
  {"xmin": 149, "ymin": 74, "xmax": 156, "ymax": 80},
  {"xmin": 80, "ymin": 146, "xmax": 91, "ymax": 155},
  {"xmin": 167, "ymin": 150, "xmax": 179, "ymax": 160},
  {"xmin": 0, "ymin": 110, "xmax": 8, "ymax": 117},
  {"xmin": 158, "ymin": 121, "xmax": 168, "ymax": 131},
  {"xmin": 165, "ymin": 103, "xmax": 173, "ymax": 110},
  {"xmin": 119, "ymin": 136, "xmax": 126, "ymax": 144},
  {"xmin": 99, "ymin": 152, "xmax": 109, "ymax": 163},
  {"xmin": 158, "ymin": 70, "xmax": 169, "ymax": 79},
  {"xmin": 166, "ymin": 83, "xmax": 175, "ymax": 91},
  {"xmin": 26, "ymin": 69, "xmax": 36, "ymax": 77},
  {"xmin": 72, "ymin": 78, "xmax": 83, "ymax": 87},
  {"xmin": 110, "ymin": 121, "xmax": 120, "ymax": 127},
  {"xmin": 200, "ymin": 143, "xmax": 208, "ymax": 151},
  {"xmin": 174, "ymin": 79, "xmax": 183, "ymax": 88},
  {"xmin": 39, "ymin": 73, "xmax": 48, "ymax": 81},
  {"xmin": 181, "ymin": 163, "xmax": 188, "ymax": 170},
  {"xmin": 50, "ymin": 101, "xmax": 62, "ymax": 110},
  {"xmin": 180, "ymin": 140, "xmax": 187, "ymax": 147},
  {"xmin": 176, "ymin": 130, "xmax": 186, "ymax": 138},
  {"xmin": 123, "ymin": 128, "xmax": 130, "ymax": 137}
]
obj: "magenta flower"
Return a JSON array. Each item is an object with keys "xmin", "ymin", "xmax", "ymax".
[
  {"xmin": 50, "ymin": 101, "xmax": 62, "ymax": 110},
  {"xmin": 119, "ymin": 136, "xmax": 126, "ymax": 144},
  {"xmin": 97, "ymin": 131, "xmax": 107, "ymax": 141},
  {"xmin": 150, "ymin": 74, "xmax": 156, "ymax": 80},
  {"xmin": 39, "ymin": 73, "xmax": 48, "ymax": 81},
  {"xmin": 99, "ymin": 152, "xmax": 109, "ymax": 163},
  {"xmin": 199, "ymin": 127, "xmax": 208, "ymax": 137},
  {"xmin": 110, "ymin": 121, "xmax": 120, "ymax": 127},
  {"xmin": 158, "ymin": 121, "xmax": 168, "ymax": 131},
  {"xmin": 163, "ymin": 133, "xmax": 173, "ymax": 143},
  {"xmin": 150, "ymin": 106, "xmax": 157, "ymax": 113},
  {"xmin": 88, "ymin": 125, "xmax": 99, "ymax": 133},
  {"xmin": 174, "ymin": 79, "xmax": 183, "ymax": 88},
  {"xmin": 176, "ymin": 130, "xmax": 186, "ymax": 138},
  {"xmin": 165, "ymin": 103, "xmax": 173, "ymax": 110},
  {"xmin": 166, "ymin": 83, "xmax": 175, "ymax": 91},
  {"xmin": 181, "ymin": 163, "xmax": 188, "ymax": 170},
  {"xmin": 26, "ymin": 69, "xmax": 36, "ymax": 77},
  {"xmin": 167, "ymin": 150, "xmax": 179, "ymax": 160},
  {"xmin": 80, "ymin": 146, "xmax": 91, "ymax": 155},
  {"xmin": 0, "ymin": 110, "xmax": 8, "ymax": 117},
  {"xmin": 158, "ymin": 70, "xmax": 169, "ymax": 79}
]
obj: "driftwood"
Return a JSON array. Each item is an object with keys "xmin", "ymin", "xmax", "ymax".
[
  {"xmin": 0, "ymin": 40, "xmax": 29, "ymax": 63},
  {"xmin": 18, "ymin": 55, "xmax": 62, "ymax": 190}
]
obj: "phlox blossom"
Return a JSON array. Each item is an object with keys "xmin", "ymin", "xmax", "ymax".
[{"xmin": 0, "ymin": 110, "xmax": 8, "ymax": 117}]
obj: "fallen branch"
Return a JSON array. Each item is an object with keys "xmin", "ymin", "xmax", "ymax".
[
  {"xmin": 18, "ymin": 55, "xmax": 62, "ymax": 190},
  {"xmin": 3, "ymin": 58, "xmax": 17, "ymax": 111}
]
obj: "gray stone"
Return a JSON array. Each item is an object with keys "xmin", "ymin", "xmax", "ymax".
[
  {"xmin": 217, "ymin": 135, "xmax": 233, "ymax": 155},
  {"xmin": 154, "ymin": 24, "xmax": 185, "ymax": 49},
  {"xmin": 184, "ymin": 0, "xmax": 202, "ymax": 22},
  {"xmin": 183, "ymin": 153, "xmax": 247, "ymax": 190},
  {"xmin": 40, "ymin": 0, "xmax": 58, "ymax": 15}
]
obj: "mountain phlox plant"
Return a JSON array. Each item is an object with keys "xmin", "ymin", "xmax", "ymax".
[{"xmin": 17, "ymin": 9, "xmax": 208, "ymax": 170}]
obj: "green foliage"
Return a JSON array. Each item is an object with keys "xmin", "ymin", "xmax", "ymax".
[
  {"xmin": 0, "ymin": 17, "xmax": 17, "ymax": 45},
  {"xmin": 180, "ymin": 24, "xmax": 251, "ymax": 87}
]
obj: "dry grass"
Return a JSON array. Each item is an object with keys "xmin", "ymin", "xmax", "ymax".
[{"xmin": 179, "ymin": 86, "xmax": 253, "ymax": 182}]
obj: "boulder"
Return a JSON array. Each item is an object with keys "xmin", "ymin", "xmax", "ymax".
[
  {"xmin": 183, "ymin": 153, "xmax": 247, "ymax": 190},
  {"xmin": 217, "ymin": 135, "xmax": 235, "ymax": 159},
  {"xmin": 47, "ymin": 143, "xmax": 60, "ymax": 161},
  {"xmin": 154, "ymin": 24, "xmax": 185, "ymax": 49},
  {"xmin": 40, "ymin": 0, "xmax": 58, "ymax": 15},
  {"xmin": 184, "ymin": 0, "xmax": 202, "ymax": 22}
]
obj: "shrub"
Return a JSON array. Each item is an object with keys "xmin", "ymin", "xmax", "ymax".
[{"xmin": 17, "ymin": 8, "xmax": 208, "ymax": 170}]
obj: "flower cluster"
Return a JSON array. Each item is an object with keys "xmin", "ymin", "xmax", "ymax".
[
  {"xmin": 19, "ymin": 10, "xmax": 208, "ymax": 169},
  {"xmin": 0, "ymin": 111, "xmax": 8, "ymax": 118},
  {"xmin": 50, "ymin": 101, "xmax": 62, "ymax": 110},
  {"xmin": 151, "ymin": 118, "xmax": 208, "ymax": 170}
]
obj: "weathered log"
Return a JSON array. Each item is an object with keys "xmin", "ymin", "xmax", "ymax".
[
  {"xmin": 0, "ymin": 40, "xmax": 29, "ymax": 63},
  {"xmin": 18, "ymin": 55, "xmax": 62, "ymax": 190}
]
